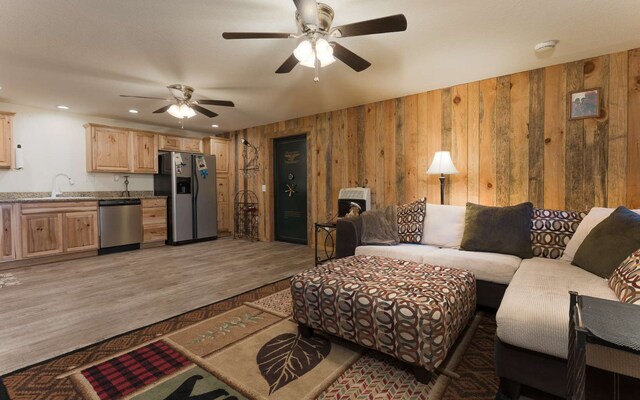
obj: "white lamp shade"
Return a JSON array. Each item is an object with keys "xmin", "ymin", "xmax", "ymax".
[{"xmin": 427, "ymin": 151, "xmax": 458, "ymax": 175}]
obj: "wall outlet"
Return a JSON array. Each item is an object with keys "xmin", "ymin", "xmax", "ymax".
[
  {"xmin": 113, "ymin": 174, "xmax": 120, "ymax": 182},
  {"xmin": 262, "ymin": 184, "xmax": 267, "ymax": 192}
]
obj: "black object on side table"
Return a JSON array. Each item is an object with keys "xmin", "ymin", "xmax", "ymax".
[
  {"xmin": 567, "ymin": 291, "xmax": 640, "ymax": 400},
  {"xmin": 314, "ymin": 222, "xmax": 337, "ymax": 266}
]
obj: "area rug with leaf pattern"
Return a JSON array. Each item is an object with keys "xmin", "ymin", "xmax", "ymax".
[{"xmin": 2, "ymin": 279, "xmax": 499, "ymax": 399}]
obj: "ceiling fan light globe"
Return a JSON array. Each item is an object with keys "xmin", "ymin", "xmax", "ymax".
[
  {"xmin": 293, "ymin": 40, "xmax": 313, "ymax": 62},
  {"xmin": 167, "ymin": 104, "xmax": 183, "ymax": 119},
  {"xmin": 315, "ymin": 38, "xmax": 333, "ymax": 58},
  {"xmin": 318, "ymin": 54, "xmax": 336, "ymax": 67},
  {"xmin": 180, "ymin": 104, "xmax": 196, "ymax": 118}
]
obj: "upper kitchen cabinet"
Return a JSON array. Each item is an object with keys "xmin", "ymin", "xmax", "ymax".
[
  {"xmin": 181, "ymin": 138, "xmax": 204, "ymax": 154},
  {"xmin": 204, "ymin": 137, "xmax": 229, "ymax": 173},
  {"xmin": 159, "ymin": 135, "xmax": 182, "ymax": 151},
  {"xmin": 131, "ymin": 131, "xmax": 159, "ymax": 173},
  {"xmin": 0, "ymin": 112, "xmax": 15, "ymax": 169},
  {"xmin": 159, "ymin": 135, "xmax": 203, "ymax": 154},
  {"xmin": 85, "ymin": 124, "xmax": 131, "ymax": 172}
]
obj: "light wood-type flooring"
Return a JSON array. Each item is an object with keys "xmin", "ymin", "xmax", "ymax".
[{"xmin": 0, "ymin": 238, "xmax": 314, "ymax": 375}]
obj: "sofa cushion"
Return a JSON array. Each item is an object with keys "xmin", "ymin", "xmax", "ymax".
[
  {"xmin": 561, "ymin": 207, "xmax": 640, "ymax": 263},
  {"xmin": 572, "ymin": 206, "xmax": 640, "ymax": 278},
  {"xmin": 531, "ymin": 208, "xmax": 586, "ymax": 259},
  {"xmin": 397, "ymin": 197, "xmax": 426, "ymax": 244},
  {"xmin": 421, "ymin": 248, "xmax": 521, "ymax": 285},
  {"xmin": 608, "ymin": 249, "xmax": 640, "ymax": 304},
  {"xmin": 496, "ymin": 257, "xmax": 617, "ymax": 360},
  {"xmin": 355, "ymin": 243, "xmax": 440, "ymax": 263},
  {"xmin": 421, "ymin": 203, "xmax": 466, "ymax": 248},
  {"xmin": 460, "ymin": 202, "xmax": 534, "ymax": 259}
]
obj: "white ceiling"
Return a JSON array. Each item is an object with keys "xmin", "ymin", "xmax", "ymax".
[{"xmin": 0, "ymin": 0, "xmax": 639, "ymax": 135}]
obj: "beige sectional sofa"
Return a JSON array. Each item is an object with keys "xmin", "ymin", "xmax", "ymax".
[{"xmin": 335, "ymin": 204, "xmax": 639, "ymax": 399}]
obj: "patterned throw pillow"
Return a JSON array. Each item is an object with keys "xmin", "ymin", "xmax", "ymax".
[
  {"xmin": 608, "ymin": 250, "xmax": 640, "ymax": 304},
  {"xmin": 530, "ymin": 208, "xmax": 586, "ymax": 259},
  {"xmin": 397, "ymin": 198, "xmax": 426, "ymax": 244}
]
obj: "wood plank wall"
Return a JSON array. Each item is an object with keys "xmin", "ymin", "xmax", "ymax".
[{"xmin": 229, "ymin": 48, "xmax": 640, "ymax": 244}]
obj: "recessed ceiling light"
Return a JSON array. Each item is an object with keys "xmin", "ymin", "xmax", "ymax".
[
  {"xmin": 129, "ymin": 109, "xmax": 139, "ymax": 114},
  {"xmin": 56, "ymin": 105, "xmax": 70, "ymax": 110},
  {"xmin": 211, "ymin": 124, "xmax": 219, "ymax": 128},
  {"xmin": 534, "ymin": 40, "xmax": 559, "ymax": 53}
]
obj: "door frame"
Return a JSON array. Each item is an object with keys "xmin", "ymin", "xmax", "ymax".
[{"xmin": 261, "ymin": 127, "xmax": 312, "ymax": 244}]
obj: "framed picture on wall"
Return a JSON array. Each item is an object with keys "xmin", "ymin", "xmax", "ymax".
[{"xmin": 568, "ymin": 88, "xmax": 600, "ymax": 120}]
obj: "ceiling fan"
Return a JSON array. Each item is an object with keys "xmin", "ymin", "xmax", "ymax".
[
  {"xmin": 222, "ymin": 0, "xmax": 407, "ymax": 82},
  {"xmin": 120, "ymin": 84, "xmax": 235, "ymax": 119}
]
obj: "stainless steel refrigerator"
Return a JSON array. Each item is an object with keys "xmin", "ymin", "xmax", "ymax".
[{"xmin": 154, "ymin": 152, "xmax": 217, "ymax": 244}]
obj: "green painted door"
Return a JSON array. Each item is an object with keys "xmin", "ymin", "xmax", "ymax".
[{"xmin": 274, "ymin": 135, "xmax": 307, "ymax": 244}]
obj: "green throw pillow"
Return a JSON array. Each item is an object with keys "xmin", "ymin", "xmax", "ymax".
[
  {"xmin": 460, "ymin": 202, "xmax": 534, "ymax": 259},
  {"xmin": 572, "ymin": 206, "xmax": 640, "ymax": 278}
]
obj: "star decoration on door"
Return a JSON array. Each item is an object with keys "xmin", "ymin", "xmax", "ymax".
[{"xmin": 285, "ymin": 184, "xmax": 297, "ymax": 197}]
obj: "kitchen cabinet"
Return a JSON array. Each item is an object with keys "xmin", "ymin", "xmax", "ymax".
[
  {"xmin": 132, "ymin": 131, "xmax": 159, "ymax": 173},
  {"xmin": 86, "ymin": 125, "xmax": 131, "ymax": 172},
  {"xmin": 0, "ymin": 205, "xmax": 16, "ymax": 261},
  {"xmin": 159, "ymin": 135, "xmax": 203, "ymax": 154},
  {"xmin": 216, "ymin": 176, "xmax": 230, "ymax": 232},
  {"xmin": 20, "ymin": 201, "xmax": 98, "ymax": 259},
  {"xmin": 159, "ymin": 135, "xmax": 182, "ymax": 151},
  {"xmin": 141, "ymin": 198, "xmax": 167, "ymax": 244},
  {"xmin": 204, "ymin": 137, "xmax": 229, "ymax": 173},
  {"xmin": 63, "ymin": 212, "xmax": 99, "ymax": 252},
  {"xmin": 0, "ymin": 112, "xmax": 15, "ymax": 169},
  {"xmin": 21, "ymin": 213, "xmax": 64, "ymax": 258},
  {"xmin": 182, "ymin": 138, "xmax": 204, "ymax": 154},
  {"xmin": 204, "ymin": 136, "xmax": 232, "ymax": 233}
]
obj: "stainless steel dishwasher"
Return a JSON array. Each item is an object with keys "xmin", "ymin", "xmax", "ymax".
[{"xmin": 98, "ymin": 199, "xmax": 142, "ymax": 254}]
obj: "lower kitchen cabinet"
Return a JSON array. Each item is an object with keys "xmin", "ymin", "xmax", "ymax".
[
  {"xmin": 64, "ymin": 211, "xmax": 99, "ymax": 252},
  {"xmin": 141, "ymin": 198, "xmax": 167, "ymax": 244},
  {"xmin": 0, "ymin": 205, "xmax": 16, "ymax": 261},
  {"xmin": 21, "ymin": 213, "xmax": 64, "ymax": 258},
  {"xmin": 20, "ymin": 202, "xmax": 99, "ymax": 259}
]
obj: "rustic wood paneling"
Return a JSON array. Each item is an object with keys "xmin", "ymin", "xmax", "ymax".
[
  {"xmin": 543, "ymin": 64, "xmax": 567, "ymax": 210},
  {"xmin": 529, "ymin": 68, "xmax": 545, "ymax": 207},
  {"xmin": 627, "ymin": 49, "xmax": 640, "ymax": 208},
  {"xmin": 228, "ymin": 48, "xmax": 639, "ymax": 244}
]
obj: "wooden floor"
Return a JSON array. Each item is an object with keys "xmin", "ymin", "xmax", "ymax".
[{"xmin": 0, "ymin": 238, "xmax": 314, "ymax": 375}]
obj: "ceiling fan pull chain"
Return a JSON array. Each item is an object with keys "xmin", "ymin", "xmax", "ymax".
[{"xmin": 314, "ymin": 41, "xmax": 320, "ymax": 82}]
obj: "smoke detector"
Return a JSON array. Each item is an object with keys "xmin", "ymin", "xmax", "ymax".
[{"xmin": 534, "ymin": 40, "xmax": 559, "ymax": 53}]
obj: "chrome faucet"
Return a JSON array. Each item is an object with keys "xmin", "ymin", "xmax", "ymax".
[{"xmin": 51, "ymin": 173, "xmax": 75, "ymax": 198}]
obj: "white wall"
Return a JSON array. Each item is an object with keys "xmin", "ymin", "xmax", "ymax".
[{"xmin": 0, "ymin": 102, "xmax": 204, "ymax": 193}]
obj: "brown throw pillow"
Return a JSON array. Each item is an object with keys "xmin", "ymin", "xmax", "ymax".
[
  {"xmin": 609, "ymin": 249, "xmax": 640, "ymax": 304},
  {"xmin": 461, "ymin": 202, "xmax": 534, "ymax": 259},
  {"xmin": 397, "ymin": 198, "xmax": 426, "ymax": 244},
  {"xmin": 572, "ymin": 206, "xmax": 640, "ymax": 278}
]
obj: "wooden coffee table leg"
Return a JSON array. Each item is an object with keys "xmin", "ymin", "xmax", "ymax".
[
  {"xmin": 413, "ymin": 365, "xmax": 432, "ymax": 384},
  {"xmin": 298, "ymin": 324, "xmax": 314, "ymax": 338}
]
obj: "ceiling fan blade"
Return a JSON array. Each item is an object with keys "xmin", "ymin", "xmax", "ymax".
[
  {"xmin": 332, "ymin": 14, "xmax": 407, "ymax": 38},
  {"xmin": 191, "ymin": 104, "xmax": 219, "ymax": 118},
  {"xmin": 120, "ymin": 95, "xmax": 170, "ymax": 101},
  {"xmin": 196, "ymin": 99, "xmax": 235, "ymax": 107},
  {"xmin": 222, "ymin": 32, "xmax": 293, "ymax": 39},
  {"xmin": 275, "ymin": 53, "xmax": 299, "ymax": 74},
  {"xmin": 331, "ymin": 42, "xmax": 371, "ymax": 72},
  {"xmin": 153, "ymin": 104, "xmax": 173, "ymax": 114},
  {"xmin": 293, "ymin": 0, "xmax": 318, "ymax": 27}
]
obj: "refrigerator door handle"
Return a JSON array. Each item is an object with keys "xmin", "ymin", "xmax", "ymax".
[{"xmin": 193, "ymin": 156, "xmax": 199, "ymax": 237}]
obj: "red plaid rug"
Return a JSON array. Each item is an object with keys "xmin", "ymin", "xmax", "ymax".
[{"xmin": 81, "ymin": 340, "xmax": 190, "ymax": 400}]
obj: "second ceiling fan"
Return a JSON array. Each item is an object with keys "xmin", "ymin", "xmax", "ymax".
[{"xmin": 223, "ymin": 0, "xmax": 407, "ymax": 81}]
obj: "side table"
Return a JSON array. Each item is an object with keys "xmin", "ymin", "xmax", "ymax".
[
  {"xmin": 567, "ymin": 291, "xmax": 640, "ymax": 400},
  {"xmin": 314, "ymin": 222, "xmax": 337, "ymax": 266}
]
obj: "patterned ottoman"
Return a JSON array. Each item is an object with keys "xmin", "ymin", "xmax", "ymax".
[{"xmin": 291, "ymin": 255, "xmax": 476, "ymax": 383}]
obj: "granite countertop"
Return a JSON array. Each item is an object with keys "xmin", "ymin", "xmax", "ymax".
[{"xmin": 0, "ymin": 192, "xmax": 166, "ymax": 204}]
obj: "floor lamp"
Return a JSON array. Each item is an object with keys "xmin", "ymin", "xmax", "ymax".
[{"xmin": 427, "ymin": 151, "xmax": 458, "ymax": 205}]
